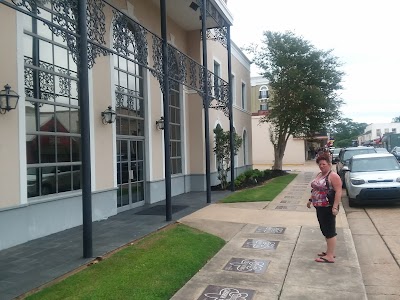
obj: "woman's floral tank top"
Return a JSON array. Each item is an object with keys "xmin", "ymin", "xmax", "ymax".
[{"xmin": 310, "ymin": 173, "xmax": 330, "ymax": 207}]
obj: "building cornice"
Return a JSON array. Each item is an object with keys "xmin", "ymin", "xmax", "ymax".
[
  {"xmin": 251, "ymin": 76, "xmax": 268, "ymax": 86},
  {"xmin": 211, "ymin": 0, "xmax": 234, "ymax": 25},
  {"xmin": 231, "ymin": 41, "xmax": 251, "ymax": 72}
]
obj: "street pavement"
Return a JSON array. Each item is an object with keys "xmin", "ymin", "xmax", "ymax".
[
  {"xmin": 344, "ymin": 200, "xmax": 400, "ymax": 299},
  {"xmin": 173, "ymin": 163, "xmax": 368, "ymax": 300}
]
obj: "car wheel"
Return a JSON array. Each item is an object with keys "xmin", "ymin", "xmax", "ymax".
[
  {"xmin": 348, "ymin": 198, "xmax": 356, "ymax": 207},
  {"xmin": 341, "ymin": 175, "xmax": 346, "ymax": 188}
]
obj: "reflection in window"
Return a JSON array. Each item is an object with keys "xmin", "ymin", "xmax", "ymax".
[
  {"xmin": 114, "ymin": 53, "xmax": 144, "ymax": 136},
  {"xmin": 169, "ymin": 80, "xmax": 182, "ymax": 175},
  {"xmin": 24, "ymin": 6, "xmax": 81, "ymax": 198}
]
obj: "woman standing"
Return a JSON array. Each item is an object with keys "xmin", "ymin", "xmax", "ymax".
[{"xmin": 307, "ymin": 152, "xmax": 342, "ymax": 263}]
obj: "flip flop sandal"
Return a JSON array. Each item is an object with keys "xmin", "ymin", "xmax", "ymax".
[
  {"xmin": 318, "ymin": 252, "xmax": 336, "ymax": 258},
  {"xmin": 315, "ymin": 257, "xmax": 334, "ymax": 263}
]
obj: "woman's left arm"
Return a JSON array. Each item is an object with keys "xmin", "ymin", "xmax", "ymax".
[{"xmin": 330, "ymin": 173, "xmax": 342, "ymax": 214}]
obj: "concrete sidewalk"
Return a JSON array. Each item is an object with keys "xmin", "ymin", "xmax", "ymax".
[{"xmin": 173, "ymin": 169, "xmax": 367, "ymax": 299}]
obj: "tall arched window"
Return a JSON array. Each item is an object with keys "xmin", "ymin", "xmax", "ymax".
[
  {"xmin": 259, "ymin": 85, "xmax": 269, "ymax": 111},
  {"xmin": 214, "ymin": 124, "xmax": 222, "ymax": 170},
  {"xmin": 259, "ymin": 85, "xmax": 269, "ymax": 100}
]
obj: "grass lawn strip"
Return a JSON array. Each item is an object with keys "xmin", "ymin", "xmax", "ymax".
[
  {"xmin": 27, "ymin": 224, "xmax": 225, "ymax": 300},
  {"xmin": 220, "ymin": 173, "xmax": 297, "ymax": 203}
]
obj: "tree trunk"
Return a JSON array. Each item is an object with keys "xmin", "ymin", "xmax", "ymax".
[
  {"xmin": 272, "ymin": 136, "xmax": 288, "ymax": 170},
  {"xmin": 273, "ymin": 149, "xmax": 283, "ymax": 170}
]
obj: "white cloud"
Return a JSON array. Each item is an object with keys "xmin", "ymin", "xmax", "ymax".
[{"xmin": 228, "ymin": 0, "xmax": 400, "ymax": 124}]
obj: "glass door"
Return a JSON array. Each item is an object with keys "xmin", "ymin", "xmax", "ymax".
[{"xmin": 117, "ymin": 139, "xmax": 145, "ymax": 210}]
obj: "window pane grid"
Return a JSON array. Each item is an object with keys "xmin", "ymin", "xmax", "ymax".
[{"xmin": 24, "ymin": 11, "xmax": 81, "ymax": 199}]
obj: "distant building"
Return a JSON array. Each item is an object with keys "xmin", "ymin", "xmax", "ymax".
[
  {"xmin": 250, "ymin": 76, "xmax": 329, "ymax": 167},
  {"xmin": 358, "ymin": 123, "xmax": 400, "ymax": 147}
]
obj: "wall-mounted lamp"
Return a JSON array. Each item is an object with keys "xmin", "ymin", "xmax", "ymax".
[
  {"xmin": 101, "ymin": 105, "xmax": 116, "ymax": 124},
  {"xmin": 156, "ymin": 116, "xmax": 164, "ymax": 130},
  {"xmin": 0, "ymin": 84, "xmax": 20, "ymax": 114}
]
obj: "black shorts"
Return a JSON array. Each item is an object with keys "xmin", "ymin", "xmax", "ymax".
[{"xmin": 315, "ymin": 206, "xmax": 337, "ymax": 239}]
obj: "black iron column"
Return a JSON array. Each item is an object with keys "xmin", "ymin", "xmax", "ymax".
[
  {"xmin": 227, "ymin": 26, "xmax": 235, "ymax": 191},
  {"xmin": 160, "ymin": 0, "xmax": 172, "ymax": 221},
  {"xmin": 201, "ymin": 0, "xmax": 211, "ymax": 203},
  {"xmin": 78, "ymin": 0, "xmax": 93, "ymax": 258}
]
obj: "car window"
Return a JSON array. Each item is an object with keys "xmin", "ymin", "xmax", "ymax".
[
  {"xmin": 352, "ymin": 157, "xmax": 400, "ymax": 172},
  {"xmin": 343, "ymin": 149, "xmax": 376, "ymax": 161},
  {"xmin": 333, "ymin": 148, "xmax": 341, "ymax": 154}
]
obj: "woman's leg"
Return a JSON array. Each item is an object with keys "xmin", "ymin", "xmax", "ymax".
[
  {"xmin": 316, "ymin": 207, "xmax": 336, "ymax": 262},
  {"xmin": 324, "ymin": 236, "xmax": 336, "ymax": 260}
]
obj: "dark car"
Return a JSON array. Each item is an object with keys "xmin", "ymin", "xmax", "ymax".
[
  {"xmin": 331, "ymin": 148, "xmax": 342, "ymax": 164},
  {"xmin": 336, "ymin": 146, "xmax": 377, "ymax": 187},
  {"xmin": 391, "ymin": 146, "xmax": 400, "ymax": 161}
]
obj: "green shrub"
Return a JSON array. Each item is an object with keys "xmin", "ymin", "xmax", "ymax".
[{"xmin": 233, "ymin": 168, "xmax": 286, "ymax": 189}]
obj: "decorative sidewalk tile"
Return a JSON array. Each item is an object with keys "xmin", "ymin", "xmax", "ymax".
[
  {"xmin": 275, "ymin": 206, "xmax": 288, "ymax": 210},
  {"xmin": 198, "ymin": 285, "xmax": 255, "ymax": 300},
  {"xmin": 223, "ymin": 258, "xmax": 269, "ymax": 274},
  {"xmin": 280, "ymin": 200, "xmax": 300, "ymax": 204},
  {"xmin": 242, "ymin": 239, "xmax": 279, "ymax": 250},
  {"xmin": 255, "ymin": 226, "xmax": 286, "ymax": 234}
]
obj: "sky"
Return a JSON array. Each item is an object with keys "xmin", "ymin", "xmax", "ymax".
[{"xmin": 227, "ymin": 0, "xmax": 400, "ymax": 124}]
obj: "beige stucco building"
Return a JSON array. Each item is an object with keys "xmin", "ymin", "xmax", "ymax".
[
  {"xmin": 250, "ymin": 76, "xmax": 308, "ymax": 169},
  {"xmin": 0, "ymin": 0, "xmax": 252, "ymax": 250}
]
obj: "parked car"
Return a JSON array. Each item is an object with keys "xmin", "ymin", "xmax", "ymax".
[
  {"xmin": 331, "ymin": 148, "xmax": 342, "ymax": 164},
  {"xmin": 375, "ymin": 147, "xmax": 389, "ymax": 153},
  {"xmin": 391, "ymin": 146, "xmax": 400, "ymax": 161},
  {"xmin": 336, "ymin": 146, "xmax": 377, "ymax": 187},
  {"xmin": 343, "ymin": 153, "xmax": 400, "ymax": 207},
  {"xmin": 27, "ymin": 166, "xmax": 80, "ymax": 197}
]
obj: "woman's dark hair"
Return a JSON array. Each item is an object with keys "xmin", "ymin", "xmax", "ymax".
[{"xmin": 316, "ymin": 152, "xmax": 331, "ymax": 164}]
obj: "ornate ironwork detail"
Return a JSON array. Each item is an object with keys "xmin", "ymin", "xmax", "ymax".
[
  {"xmin": 11, "ymin": 0, "xmax": 230, "ymax": 115},
  {"xmin": 115, "ymin": 86, "xmax": 124, "ymax": 108},
  {"xmin": 12, "ymin": 0, "xmax": 107, "ymax": 68},
  {"xmin": 189, "ymin": 60, "xmax": 197, "ymax": 88},
  {"xmin": 57, "ymin": 67, "xmax": 72, "ymax": 97},
  {"xmin": 86, "ymin": 0, "xmax": 108, "ymax": 67},
  {"xmin": 24, "ymin": 57, "xmax": 34, "ymax": 97},
  {"xmin": 11, "ymin": 0, "xmax": 47, "ymax": 13},
  {"xmin": 150, "ymin": 35, "xmax": 164, "ymax": 93},
  {"xmin": 209, "ymin": 82, "xmax": 230, "ymax": 117},
  {"xmin": 112, "ymin": 10, "xmax": 149, "ymax": 67},
  {"xmin": 127, "ymin": 89, "xmax": 136, "ymax": 110},
  {"xmin": 206, "ymin": 27, "xmax": 227, "ymax": 48}
]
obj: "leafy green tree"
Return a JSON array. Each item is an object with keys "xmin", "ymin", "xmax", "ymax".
[
  {"xmin": 329, "ymin": 118, "xmax": 367, "ymax": 147},
  {"xmin": 392, "ymin": 116, "xmax": 400, "ymax": 123},
  {"xmin": 213, "ymin": 125, "xmax": 242, "ymax": 189},
  {"xmin": 245, "ymin": 31, "xmax": 344, "ymax": 170}
]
